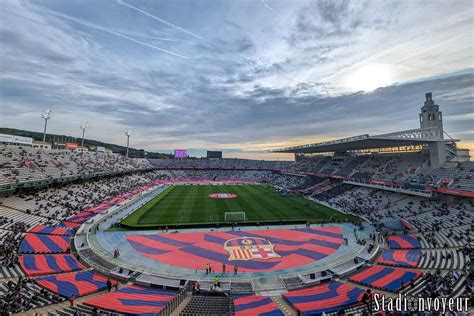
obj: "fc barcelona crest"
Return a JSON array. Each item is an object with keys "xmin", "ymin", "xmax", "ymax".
[{"xmin": 224, "ymin": 237, "xmax": 280, "ymax": 261}]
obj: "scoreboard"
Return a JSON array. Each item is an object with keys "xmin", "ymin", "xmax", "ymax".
[{"xmin": 207, "ymin": 151, "xmax": 222, "ymax": 159}]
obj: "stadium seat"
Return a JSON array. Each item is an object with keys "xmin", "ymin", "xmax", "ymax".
[
  {"xmin": 234, "ymin": 295, "xmax": 283, "ymax": 316},
  {"xmin": 59, "ymin": 221, "xmax": 81, "ymax": 229},
  {"xmin": 29, "ymin": 224, "xmax": 73, "ymax": 236},
  {"xmin": 84, "ymin": 285, "xmax": 177, "ymax": 315},
  {"xmin": 34, "ymin": 270, "xmax": 116, "ymax": 298},
  {"xmin": 19, "ymin": 233, "xmax": 70, "ymax": 254},
  {"xmin": 349, "ymin": 266, "xmax": 422, "ymax": 292},
  {"xmin": 181, "ymin": 293, "xmax": 233, "ymax": 316},
  {"xmin": 87, "ymin": 196, "xmax": 127, "ymax": 213},
  {"xmin": 65, "ymin": 211, "xmax": 96, "ymax": 224},
  {"xmin": 19, "ymin": 254, "xmax": 84, "ymax": 276},
  {"xmin": 376, "ymin": 249, "xmax": 421, "ymax": 267},
  {"xmin": 387, "ymin": 234, "xmax": 421, "ymax": 249},
  {"xmin": 283, "ymin": 281, "xmax": 364, "ymax": 315},
  {"xmin": 0, "ymin": 142, "xmax": 472, "ymax": 316}
]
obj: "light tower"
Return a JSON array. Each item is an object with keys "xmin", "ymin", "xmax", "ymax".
[
  {"xmin": 80, "ymin": 122, "xmax": 89, "ymax": 147},
  {"xmin": 125, "ymin": 130, "xmax": 132, "ymax": 158},
  {"xmin": 41, "ymin": 109, "xmax": 54, "ymax": 142}
]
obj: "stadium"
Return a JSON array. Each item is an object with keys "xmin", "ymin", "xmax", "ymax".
[
  {"xmin": 0, "ymin": 92, "xmax": 472, "ymax": 316},
  {"xmin": 1, "ymin": 1, "xmax": 473, "ymax": 315}
]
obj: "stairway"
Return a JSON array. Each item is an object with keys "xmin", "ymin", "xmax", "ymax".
[{"xmin": 271, "ymin": 296, "xmax": 298, "ymax": 316}]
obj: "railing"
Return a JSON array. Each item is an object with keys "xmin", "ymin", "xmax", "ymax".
[{"xmin": 157, "ymin": 289, "xmax": 188, "ymax": 316}]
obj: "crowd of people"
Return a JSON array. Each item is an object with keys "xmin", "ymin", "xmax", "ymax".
[
  {"xmin": 0, "ymin": 276, "xmax": 61, "ymax": 314},
  {"xmin": 0, "ymin": 171, "xmax": 167, "ymax": 223},
  {"xmin": 148, "ymin": 157, "xmax": 291, "ymax": 170},
  {"xmin": 0, "ymin": 145, "xmax": 152, "ymax": 186},
  {"xmin": 0, "ymin": 151, "xmax": 471, "ymax": 315},
  {"xmin": 417, "ymin": 271, "xmax": 464, "ymax": 298},
  {"xmin": 1, "ymin": 141, "xmax": 474, "ymax": 194},
  {"xmin": 0, "ymin": 230, "xmax": 21, "ymax": 270}
]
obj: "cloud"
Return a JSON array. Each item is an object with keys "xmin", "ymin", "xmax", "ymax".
[
  {"xmin": 33, "ymin": 3, "xmax": 189, "ymax": 58},
  {"xmin": 0, "ymin": 0, "xmax": 472, "ymax": 157},
  {"xmin": 116, "ymin": 0, "xmax": 204, "ymax": 40}
]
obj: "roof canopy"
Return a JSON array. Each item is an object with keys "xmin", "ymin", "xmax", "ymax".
[{"xmin": 272, "ymin": 127, "xmax": 459, "ymax": 154}]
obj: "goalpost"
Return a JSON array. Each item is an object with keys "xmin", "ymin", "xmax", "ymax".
[{"xmin": 224, "ymin": 212, "xmax": 246, "ymax": 222}]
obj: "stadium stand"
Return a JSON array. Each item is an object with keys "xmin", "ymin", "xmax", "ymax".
[
  {"xmin": 51, "ymin": 303, "xmax": 119, "ymax": 316},
  {"xmin": 65, "ymin": 211, "xmax": 96, "ymax": 224},
  {"xmin": 180, "ymin": 293, "xmax": 234, "ymax": 316},
  {"xmin": 387, "ymin": 234, "xmax": 421, "ymax": 249},
  {"xmin": 418, "ymin": 249, "xmax": 469, "ymax": 270},
  {"xmin": 349, "ymin": 266, "xmax": 423, "ymax": 292},
  {"xmin": 0, "ymin": 206, "xmax": 53, "ymax": 229},
  {"xmin": 83, "ymin": 285, "xmax": 181, "ymax": 315},
  {"xmin": 18, "ymin": 233, "xmax": 70, "ymax": 254},
  {"xmin": 0, "ymin": 277, "xmax": 64, "ymax": 313},
  {"xmin": 19, "ymin": 254, "xmax": 84, "ymax": 276},
  {"xmin": 283, "ymin": 281, "xmax": 364, "ymax": 315},
  {"xmin": 233, "ymin": 295, "xmax": 283, "ymax": 316},
  {"xmin": 29, "ymin": 224, "xmax": 73, "ymax": 236},
  {"xmin": 0, "ymin": 227, "xmax": 25, "ymax": 278},
  {"xmin": 401, "ymin": 270, "xmax": 468, "ymax": 299},
  {"xmin": 0, "ymin": 145, "xmax": 153, "ymax": 186},
  {"xmin": 0, "ymin": 143, "xmax": 472, "ymax": 315},
  {"xmin": 34, "ymin": 270, "xmax": 117, "ymax": 298},
  {"xmin": 376, "ymin": 249, "xmax": 421, "ymax": 267}
]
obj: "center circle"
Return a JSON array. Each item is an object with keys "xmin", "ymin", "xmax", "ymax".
[{"xmin": 208, "ymin": 193, "xmax": 237, "ymax": 199}]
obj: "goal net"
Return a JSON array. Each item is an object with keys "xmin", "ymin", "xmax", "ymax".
[{"xmin": 224, "ymin": 212, "xmax": 246, "ymax": 222}]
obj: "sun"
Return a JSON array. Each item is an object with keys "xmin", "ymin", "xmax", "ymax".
[{"xmin": 344, "ymin": 62, "xmax": 394, "ymax": 92}]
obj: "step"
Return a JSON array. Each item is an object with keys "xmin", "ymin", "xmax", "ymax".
[{"xmin": 271, "ymin": 296, "xmax": 298, "ymax": 316}]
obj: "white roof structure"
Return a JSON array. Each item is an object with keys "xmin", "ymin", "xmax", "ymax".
[{"xmin": 272, "ymin": 127, "xmax": 458, "ymax": 154}]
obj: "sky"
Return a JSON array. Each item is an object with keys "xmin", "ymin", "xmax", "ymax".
[{"xmin": 0, "ymin": 0, "xmax": 473, "ymax": 160}]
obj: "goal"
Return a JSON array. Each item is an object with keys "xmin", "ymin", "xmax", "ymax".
[{"xmin": 224, "ymin": 212, "xmax": 246, "ymax": 222}]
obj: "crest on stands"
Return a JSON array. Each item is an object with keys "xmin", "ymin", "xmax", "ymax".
[{"xmin": 224, "ymin": 237, "xmax": 280, "ymax": 261}]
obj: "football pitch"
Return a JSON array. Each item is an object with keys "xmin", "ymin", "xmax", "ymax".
[{"xmin": 119, "ymin": 184, "xmax": 357, "ymax": 228}]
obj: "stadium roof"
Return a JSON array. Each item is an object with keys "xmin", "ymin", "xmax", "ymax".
[{"xmin": 271, "ymin": 127, "xmax": 459, "ymax": 154}]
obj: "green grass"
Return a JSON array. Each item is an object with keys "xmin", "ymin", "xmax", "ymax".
[{"xmin": 119, "ymin": 184, "xmax": 357, "ymax": 228}]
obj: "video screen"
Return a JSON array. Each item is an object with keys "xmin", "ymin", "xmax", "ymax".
[{"xmin": 174, "ymin": 149, "xmax": 187, "ymax": 158}]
